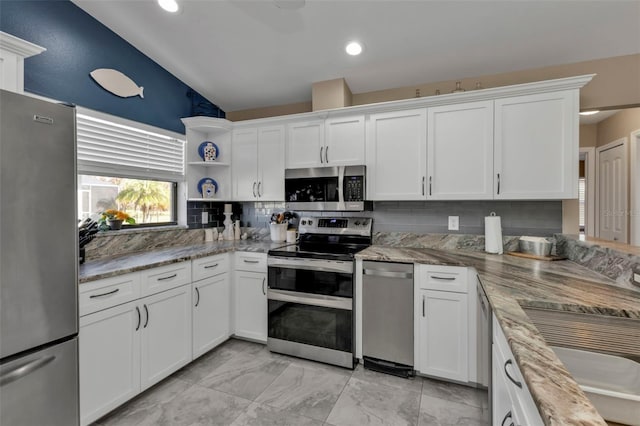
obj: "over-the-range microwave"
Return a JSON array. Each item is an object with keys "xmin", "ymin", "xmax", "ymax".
[{"xmin": 284, "ymin": 165, "xmax": 370, "ymax": 211}]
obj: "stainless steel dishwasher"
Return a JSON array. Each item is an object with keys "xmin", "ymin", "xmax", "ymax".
[{"xmin": 362, "ymin": 261, "xmax": 415, "ymax": 377}]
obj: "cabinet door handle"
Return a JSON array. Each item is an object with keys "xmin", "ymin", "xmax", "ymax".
[
  {"xmin": 422, "ymin": 295, "xmax": 426, "ymax": 317},
  {"xmin": 135, "ymin": 306, "xmax": 141, "ymax": 331},
  {"xmin": 325, "ymin": 146, "xmax": 329, "ymax": 163},
  {"xmin": 89, "ymin": 288, "xmax": 120, "ymax": 298},
  {"xmin": 257, "ymin": 181, "xmax": 262, "ymax": 197},
  {"xmin": 244, "ymin": 259, "xmax": 259, "ymax": 264},
  {"xmin": 204, "ymin": 263, "xmax": 219, "ymax": 269},
  {"xmin": 262, "ymin": 277, "xmax": 266, "ymax": 295},
  {"xmin": 195, "ymin": 287, "xmax": 200, "ymax": 307},
  {"xmin": 143, "ymin": 304, "xmax": 149, "ymax": 328},
  {"xmin": 252, "ymin": 182, "xmax": 257, "ymax": 197},
  {"xmin": 422, "ymin": 176, "xmax": 425, "ymax": 196},
  {"xmin": 501, "ymin": 410, "xmax": 514, "ymax": 426},
  {"xmin": 504, "ymin": 359, "xmax": 523, "ymax": 389},
  {"xmin": 430, "ymin": 275, "xmax": 456, "ymax": 281},
  {"xmin": 320, "ymin": 147, "xmax": 324, "ymax": 164},
  {"xmin": 157, "ymin": 273, "xmax": 177, "ymax": 281},
  {"xmin": 429, "ymin": 176, "xmax": 432, "ymax": 196},
  {"xmin": 497, "ymin": 173, "xmax": 501, "ymax": 195}
]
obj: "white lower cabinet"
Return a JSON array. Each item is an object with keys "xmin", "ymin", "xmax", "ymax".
[
  {"xmin": 139, "ymin": 285, "xmax": 192, "ymax": 391},
  {"xmin": 415, "ymin": 265, "xmax": 474, "ymax": 383},
  {"xmin": 417, "ymin": 289, "xmax": 469, "ymax": 381},
  {"xmin": 492, "ymin": 314, "xmax": 543, "ymax": 426},
  {"xmin": 192, "ymin": 273, "xmax": 231, "ymax": 358},
  {"xmin": 233, "ymin": 252, "xmax": 268, "ymax": 342},
  {"xmin": 79, "ymin": 301, "xmax": 140, "ymax": 426}
]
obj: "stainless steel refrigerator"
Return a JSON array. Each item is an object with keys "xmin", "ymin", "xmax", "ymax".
[{"xmin": 0, "ymin": 89, "xmax": 79, "ymax": 425}]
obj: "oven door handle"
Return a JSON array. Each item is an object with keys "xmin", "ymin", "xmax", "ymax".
[
  {"xmin": 268, "ymin": 257, "xmax": 353, "ymax": 274},
  {"xmin": 268, "ymin": 289, "xmax": 352, "ymax": 311}
]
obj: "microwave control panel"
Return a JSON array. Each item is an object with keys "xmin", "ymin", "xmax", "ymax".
[{"xmin": 344, "ymin": 176, "xmax": 364, "ymax": 201}]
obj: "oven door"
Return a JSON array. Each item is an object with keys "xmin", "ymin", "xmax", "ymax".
[{"xmin": 267, "ymin": 290, "xmax": 353, "ymax": 368}]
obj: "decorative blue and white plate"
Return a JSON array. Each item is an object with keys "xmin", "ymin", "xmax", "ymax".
[
  {"xmin": 198, "ymin": 141, "xmax": 219, "ymax": 162},
  {"xmin": 197, "ymin": 177, "xmax": 218, "ymax": 198}
]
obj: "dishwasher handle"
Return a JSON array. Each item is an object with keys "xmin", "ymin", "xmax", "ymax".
[{"xmin": 363, "ymin": 269, "xmax": 413, "ymax": 280}]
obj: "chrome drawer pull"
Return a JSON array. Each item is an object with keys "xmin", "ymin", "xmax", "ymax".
[
  {"xmin": 501, "ymin": 410, "xmax": 514, "ymax": 426},
  {"xmin": 430, "ymin": 275, "xmax": 456, "ymax": 281},
  {"xmin": 89, "ymin": 288, "xmax": 120, "ymax": 298},
  {"xmin": 243, "ymin": 259, "xmax": 259, "ymax": 264},
  {"xmin": 157, "ymin": 273, "xmax": 177, "ymax": 281},
  {"xmin": 204, "ymin": 263, "xmax": 219, "ymax": 269},
  {"xmin": 504, "ymin": 359, "xmax": 523, "ymax": 388},
  {"xmin": 0, "ymin": 355, "xmax": 55, "ymax": 386},
  {"xmin": 195, "ymin": 287, "xmax": 201, "ymax": 307}
]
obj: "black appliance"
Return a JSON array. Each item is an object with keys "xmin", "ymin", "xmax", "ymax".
[{"xmin": 267, "ymin": 216, "xmax": 372, "ymax": 369}]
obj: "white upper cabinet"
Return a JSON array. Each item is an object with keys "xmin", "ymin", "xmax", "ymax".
[
  {"xmin": 0, "ymin": 32, "xmax": 45, "ymax": 93},
  {"xmin": 286, "ymin": 115, "xmax": 365, "ymax": 168},
  {"xmin": 232, "ymin": 125, "xmax": 285, "ymax": 201},
  {"xmin": 427, "ymin": 101, "xmax": 494, "ymax": 200},
  {"xmin": 494, "ymin": 90, "xmax": 578, "ymax": 199},
  {"xmin": 367, "ymin": 108, "xmax": 427, "ymax": 200},
  {"xmin": 324, "ymin": 115, "xmax": 366, "ymax": 166},
  {"xmin": 286, "ymin": 120, "xmax": 325, "ymax": 168}
]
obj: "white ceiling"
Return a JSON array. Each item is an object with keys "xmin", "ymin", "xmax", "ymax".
[{"xmin": 73, "ymin": 0, "xmax": 640, "ymax": 112}]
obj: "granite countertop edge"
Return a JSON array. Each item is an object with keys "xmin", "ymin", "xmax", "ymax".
[{"xmin": 357, "ymin": 246, "xmax": 640, "ymax": 426}]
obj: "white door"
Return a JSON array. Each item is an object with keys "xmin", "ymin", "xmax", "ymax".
[
  {"xmin": 427, "ymin": 101, "xmax": 494, "ymax": 199},
  {"xmin": 417, "ymin": 290, "xmax": 468, "ymax": 382},
  {"xmin": 232, "ymin": 128, "xmax": 258, "ymax": 201},
  {"xmin": 79, "ymin": 302, "xmax": 141, "ymax": 426},
  {"xmin": 192, "ymin": 274, "xmax": 230, "ymax": 359},
  {"xmin": 598, "ymin": 139, "xmax": 628, "ymax": 243},
  {"xmin": 494, "ymin": 90, "xmax": 578, "ymax": 199},
  {"xmin": 286, "ymin": 120, "xmax": 324, "ymax": 168},
  {"xmin": 234, "ymin": 271, "xmax": 267, "ymax": 342},
  {"xmin": 367, "ymin": 108, "xmax": 427, "ymax": 200},
  {"xmin": 324, "ymin": 115, "xmax": 365, "ymax": 166},
  {"xmin": 257, "ymin": 125, "xmax": 285, "ymax": 200},
  {"xmin": 631, "ymin": 130, "xmax": 640, "ymax": 246},
  {"xmin": 139, "ymin": 285, "xmax": 192, "ymax": 391}
]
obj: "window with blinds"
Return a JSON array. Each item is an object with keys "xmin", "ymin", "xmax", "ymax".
[
  {"xmin": 76, "ymin": 113, "xmax": 185, "ymax": 180},
  {"xmin": 75, "ymin": 111, "xmax": 184, "ymax": 227}
]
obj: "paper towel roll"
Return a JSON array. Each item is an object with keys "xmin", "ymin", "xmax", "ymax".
[{"xmin": 485, "ymin": 212, "xmax": 503, "ymax": 254}]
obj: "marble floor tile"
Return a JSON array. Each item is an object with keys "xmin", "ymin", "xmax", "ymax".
[
  {"xmin": 418, "ymin": 394, "xmax": 486, "ymax": 426},
  {"xmin": 421, "ymin": 377, "xmax": 487, "ymax": 409},
  {"xmin": 255, "ymin": 361, "xmax": 350, "ymax": 422},
  {"xmin": 351, "ymin": 364, "xmax": 423, "ymax": 394},
  {"xmin": 97, "ymin": 377, "xmax": 191, "ymax": 426},
  {"xmin": 198, "ymin": 349, "xmax": 290, "ymax": 400},
  {"xmin": 229, "ymin": 402, "xmax": 325, "ymax": 426},
  {"xmin": 325, "ymin": 376, "xmax": 421, "ymax": 426}
]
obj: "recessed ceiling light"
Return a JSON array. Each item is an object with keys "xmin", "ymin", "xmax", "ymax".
[
  {"xmin": 579, "ymin": 110, "xmax": 600, "ymax": 116},
  {"xmin": 345, "ymin": 41, "xmax": 363, "ymax": 56},
  {"xmin": 158, "ymin": 0, "xmax": 179, "ymax": 13}
]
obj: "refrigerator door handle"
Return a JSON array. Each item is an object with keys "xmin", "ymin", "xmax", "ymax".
[{"xmin": 0, "ymin": 355, "xmax": 55, "ymax": 386}]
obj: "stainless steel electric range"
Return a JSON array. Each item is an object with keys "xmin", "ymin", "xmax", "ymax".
[{"xmin": 266, "ymin": 216, "xmax": 372, "ymax": 369}]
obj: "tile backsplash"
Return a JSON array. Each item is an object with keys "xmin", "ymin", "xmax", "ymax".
[
  {"xmin": 187, "ymin": 201, "xmax": 243, "ymax": 229},
  {"xmin": 241, "ymin": 200, "xmax": 562, "ymax": 237}
]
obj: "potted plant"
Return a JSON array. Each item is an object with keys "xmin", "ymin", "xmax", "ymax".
[{"xmin": 99, "ymin": 209, "xmax": 135, "ymax": 230}]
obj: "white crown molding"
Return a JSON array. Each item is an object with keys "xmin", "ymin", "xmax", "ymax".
[
  {"xmin": 229, "ymin": 74, "xmax": 596, "ymax": 128},
  {"xmin": 0, "ymin": 31, "xmax": 46, "ymax": 57}
]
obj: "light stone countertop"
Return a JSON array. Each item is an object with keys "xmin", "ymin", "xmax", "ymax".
[
  {"xmin": 79, "ymin": 240, "xmax": 288, "ymax": 283},
  {"xmin": 356, "ymin": 246, "xmax": 640, "ymax": 426}
]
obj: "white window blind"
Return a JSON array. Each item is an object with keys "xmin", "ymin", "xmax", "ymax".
[{"xmin": 76, "ymin": 112, "xmax": 185, "ymax": 180}]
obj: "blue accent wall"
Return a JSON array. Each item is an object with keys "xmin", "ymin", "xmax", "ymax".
[{"xmin": 0, "ymin": 0, "xmax": 224, "ymax": 134}]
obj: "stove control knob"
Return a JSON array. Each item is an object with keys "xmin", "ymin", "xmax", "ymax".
[
  {"xmin": 301, "ymin": 220, "xmax": 307, "ymax": 225},
  {"xmin": 354, "ymin": 221, "xmax": 360, "ymax": 226},
  {"xmin": 308, "ymin": 220, "xmax": 313, "ymax": 225},
  {"xmin": 362, "ymin": 219, "xmax": 368, "ymax": 226}
]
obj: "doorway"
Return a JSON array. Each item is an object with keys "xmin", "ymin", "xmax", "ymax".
[
  {"xmin": 631, "ymin": 129, "xmax": 640, "ymax": 245},
  {"xmin": 596, "ymin": 138, "xmax": 628, "ymax": 243},
  {"xmin": 579, "ymin": 147, "xmax": 595, "ymax": 237}
]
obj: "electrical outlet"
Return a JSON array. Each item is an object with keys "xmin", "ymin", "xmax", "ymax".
[
  {"xmin": 201, "ymin": 211, "xmax": 208, "ymax": 224},
  {"xmin": 448, "ymin": 216, "xmax": 459, "ymax": 231}
]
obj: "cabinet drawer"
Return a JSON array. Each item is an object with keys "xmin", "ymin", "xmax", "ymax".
[
  {"xmin": 79, "ymin": 272, "xmax": 141, "ymax": 317},
  {"xmin": 234, "ymin": 252, "xmax": 267, "ymax": 272},
  {"xmin": 192, "ymin": 253, "xmax": 229, "ymax": 282},
  {"xmin": 140, "ymin": 262, "xmax": 191, "ymax": 297},
  {"xmin": 419, "ymin": 265, "xmax": 468, "ymax": 293}
]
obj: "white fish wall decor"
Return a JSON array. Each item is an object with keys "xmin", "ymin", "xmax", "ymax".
[{"xmin": 90, "ymin": 68, "xmax": 144, "ymax": 98}]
